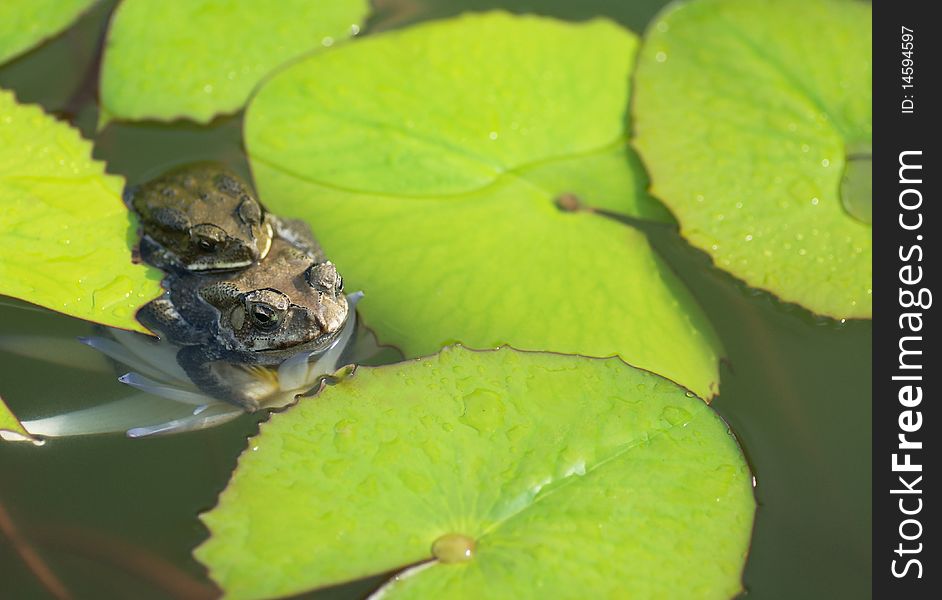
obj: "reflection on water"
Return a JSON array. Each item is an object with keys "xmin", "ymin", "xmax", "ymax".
[{"xmin": 13, "ymin": 293, "xmax": 361, "ymax": 439}]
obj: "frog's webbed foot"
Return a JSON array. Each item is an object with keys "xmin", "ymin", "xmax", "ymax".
[
  {"xmin": 268, "ymin": 214, "xmax": 326, "ymax": 261},
  {"xmin": 176, "ymin": 345, "xmax": 276, "ymax": 412}
]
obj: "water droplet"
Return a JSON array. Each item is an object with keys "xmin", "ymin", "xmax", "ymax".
[
  {"xmin": 203, "ymin": 84, "xmax": 214, "ymax": 94},
  {"xmin": 488, "ymin": 131, "xmax": 498, "ymax": 140},
  {"xmin": 349, "ymin": 23, "xmax": 361, "ymax": 35},
  {"xmin": 655, "ymin": 51, "xmax": 667, "ymax": 62},
  {"xmin": 458, "ymin": 388, "xmax": 504, "ymax": 434},
  {"xmin": 322, "ymin": 36, "xmax": 334, "ymax": 47},
  {"xmin": 432, "ymin": 533, "xmax": 475, "ymax": 563},
  {"xmin": 661, "ymin": 406, "xmax": 691, "ymax": 426},
  {"xmin": 563, "ymin": 459, "xmax": 586, "ymax": 477}
]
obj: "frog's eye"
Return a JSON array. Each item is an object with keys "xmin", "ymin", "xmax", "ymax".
[
  {"xmin": 237, "ymin": 197, "xmax": 263, "ymax": 225},
  {"xmin": 247, "ymin": 303, "xmax": 282, "ymax": 330},
  {"xmin": 243, "ymin": 289, "xmax": 290, "ymax": 331},
  {"xmin": 189, "ymin": 224, "xmax": 228, "ymax": 253},
  {"xmin": 196, "ymin": 237, "xmax": 217, "ymax": 251}
]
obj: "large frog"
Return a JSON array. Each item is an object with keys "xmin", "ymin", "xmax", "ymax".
[
  {"xmin": 138, "ymin": 239, "xmax": 348, "ymax": 409},
  {"xmin": 127, "ymin": 163, "xmax": 323, "ymax": 272}
]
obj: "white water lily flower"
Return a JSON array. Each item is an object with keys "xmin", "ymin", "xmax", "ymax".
[{"xmin": 13, "ymin": 292, "xmax": 362, "ymax": 438}]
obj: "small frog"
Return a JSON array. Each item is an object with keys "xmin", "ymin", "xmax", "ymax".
[
  {"xmin": 127, "ymin": 163, "xmax": 323, "ymax": 272},
  {"xmin": 138, "ymin": 240, "xmax": 348, "ymax": 410}
]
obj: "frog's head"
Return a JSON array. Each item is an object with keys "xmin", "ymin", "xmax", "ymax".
[
  {"xmin": 129, "ymin": 163, "xmax": 273, "ymax": 272},
  {"xmin": 199, "ymin": 247, "xmax": 348, "ymax": 356}
]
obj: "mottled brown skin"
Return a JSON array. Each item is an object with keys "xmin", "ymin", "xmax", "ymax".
[
  {"xmin": 127, "ymin": 163, "xmax": 324, "ymax": 273},
  {"xmin": 137, "ymin": 240, "xmax": 348, "ymax": 409},
  {"xmin": 129, "ymin": 163, "xmax": 344, "ymax": 408},
  {"xmin": 200, "ymin": 240, "xmax": 347, "ymax": 358}
]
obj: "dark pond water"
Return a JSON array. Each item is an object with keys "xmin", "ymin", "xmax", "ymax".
[{"xmin": 0, "ymin": 1, "xmax": 871, "ymax": 598}]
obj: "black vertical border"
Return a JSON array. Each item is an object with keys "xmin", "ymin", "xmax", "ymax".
[{"xmin": 873, "ymin": 1, "xmax": 937, "ymax": 596}]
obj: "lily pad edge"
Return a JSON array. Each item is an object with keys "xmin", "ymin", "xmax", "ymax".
[{"xmin": 193, "ymin": 343, "xmax": 742, "ymax": 597}]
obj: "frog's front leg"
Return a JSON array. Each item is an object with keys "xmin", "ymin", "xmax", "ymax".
[
  {"xmin": 137, "ymin": 295, "xmax": 206, "ymax": 345},
  {"xmin": 175, "ymin": 345, "xmax": 271, "ymax": 412},
  {"xmin": 137, "ymin": 235, "xmax": 184, "ymax": 272},
  {"xmin": 267, "ymin": 214, "xmax": 326, "ymax": 261}
]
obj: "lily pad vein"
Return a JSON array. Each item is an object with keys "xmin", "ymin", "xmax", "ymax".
[
  {"xmin": 478, "ymin": 410, "xmax": 698, "ymax": 543},
  {"xmin": 250, "ymin": 136, "xmax": 631, "ymax": 204},
  {"xmin": 716, "ymin": 16, "xmax": 836, "ymax": 135}
]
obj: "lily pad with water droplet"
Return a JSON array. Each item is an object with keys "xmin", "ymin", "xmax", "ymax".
[
  {"xmin": 246, "ymin": 12, "xmax": 720, "ymax": 399},
  {"xmin": 0, "ymin": 0, "xmax": 97, "ymax": 65},
  {"xmin": 195, "ymin": 346, "xmax": 756, "ymax": 599},
  {"xmin": 633, "ymin": 0, "xmax": 872, "ymax": 319},
  {"xmin": 0, "ymin": 90, "xmax": 161, "ymax": 332},
  {"xmin": 99, "ymin": 0, "xmax": 369, "ymax": 125}
]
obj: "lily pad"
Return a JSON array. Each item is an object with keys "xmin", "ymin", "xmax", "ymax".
[
  {"xmin": 0, "ymin": 89, "xmax": 161, "ymax": 332},
  {"xmin": 196, "ymin": 346, "xmax": 756, "ymax": 599},
  {"xmin": 0, "ymin": 0, "xmax": 97, "ymax": 65},
  {"xmin": 99, "ymin": 0, "xmax": 369, "ymax": 125},
  {"xmin": 632, "ymin": 0, "xmax": 872, "ymax": 319},
  {"xmin": 0, "ymin": 392, "xmax": 38, "ymax": 444},
  {"xmin": 246, "ymin": 13, "xmax": 721, "ymax": 399}
]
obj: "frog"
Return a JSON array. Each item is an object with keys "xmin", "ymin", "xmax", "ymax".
[
  {"xmin": 137, "ymin": 239, "xmax": 349, "ymax": 410},
  {"xmin": 126, "ymin": 162, "xmax": 324, "ymax": 273}
]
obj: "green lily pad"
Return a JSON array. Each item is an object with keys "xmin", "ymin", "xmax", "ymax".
[
  {"xmin": 633, "ymin": 0, "xmax": 872, "ymax": 319},
  {"xmin": 0, "ymin": 392, "xmax": 38, "ymax": 444},
  {"xmin": 246, "ymin": 13, "xmax": 720, "ymax": 399},
  {"xmin": 196, "ymin": 346, "xmax": 756, "ymax": 599},
  {"xmin": 0, "ymin": 0, "xmax": 97, "ymax": 65},
  {"xmin": 0, "ymin": 89, "xmax": 161, "ymax": 332},
  {"xmin": 99, "ymin": 0, "xmax": 369, "ymax": 125}
]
